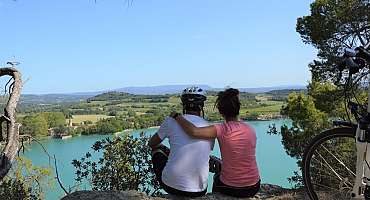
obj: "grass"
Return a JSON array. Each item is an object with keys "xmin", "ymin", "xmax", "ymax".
[
  {"xmin": 241, "ymin": 101, "xmax": 285, "ymax": 114},
  {"xmin": 67, "ymin": 94, "xmax": 286, "ymax": 122},
  {"xmin": 168, "ymin": 96, "xmax": 181, "ymax": 104},
  {"xmin": 71, "ymin": 114, "xmax": 113, "ymax": 124}
]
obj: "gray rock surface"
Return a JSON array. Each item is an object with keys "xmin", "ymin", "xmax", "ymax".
[{"xmin": 61, "ymin": 184, "xmax": 308, "ymax": 200}]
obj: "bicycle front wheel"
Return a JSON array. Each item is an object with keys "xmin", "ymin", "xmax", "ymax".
[{"xmin": 303, "ymin": 127, "xmax": 357, "ymax": 200}]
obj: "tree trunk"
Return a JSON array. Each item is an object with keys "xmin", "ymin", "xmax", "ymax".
[{"xmin": 0, "ymin": 67, "xmax": 22, "ymax": 180}]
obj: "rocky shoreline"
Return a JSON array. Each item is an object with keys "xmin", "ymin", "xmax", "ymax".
[{"xmin": 61, "ymin": 184, "xmax": 309, "ymax": 200}]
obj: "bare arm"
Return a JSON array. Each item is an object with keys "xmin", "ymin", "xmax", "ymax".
[
  {"xmin": 175, "ymin": 115, "xmax": 217, "ymax": 139},
  {"xmin": 148, "ymin": 133, "xmax": 163, "ymax": 150}
]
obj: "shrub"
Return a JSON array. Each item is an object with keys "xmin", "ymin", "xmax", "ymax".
[{"xmin": 72, "ymin": 133, "xmax": 161, "ymax": 196}]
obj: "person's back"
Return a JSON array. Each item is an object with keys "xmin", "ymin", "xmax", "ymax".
[
  {"xmin": 148, "ymin": 86, "xmax": 213, "ymax": 197},
  {"xmin": 215, "ymin": 121, "xmax": 259, "ymax": 187},
  {"xmin": 169, "ymin": 88, "xmax": 261, "ymax": 198},
  {"xmin": 158, "ymin": 114, "xmax": 213, "ymax": 192}
]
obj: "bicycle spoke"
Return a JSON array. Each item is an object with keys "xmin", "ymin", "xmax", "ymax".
[
  {"xmin": 303, "ymin": 129, "xmax": 356, "ymax": 200},
  {"xmin": 322, "ymin": 144, "xmax": 355, "ymax": 174},
  {"xmin": 318, "ymin": 143, "xmax": 355, "ymax": 176},
  {"xmin": 309, "ymin": 162, "xmax": 353, "ymax": 188},
  {"xmin": 316, "ymin": 151, "xmax": 346, "ymax": 181},
  {"xmin": 312, "ymin": 149, "xmax": 354, "ymax": 181}
]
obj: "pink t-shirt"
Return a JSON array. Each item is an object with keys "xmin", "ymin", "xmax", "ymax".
[{"xmin": 215, "ymin": 121, "xmax": 260, "ymax": 187}]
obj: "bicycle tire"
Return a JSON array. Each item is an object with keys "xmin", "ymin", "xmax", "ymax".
[{"xmin": 303, "ymin": 127, "xmax": 357, "ymax": 200}]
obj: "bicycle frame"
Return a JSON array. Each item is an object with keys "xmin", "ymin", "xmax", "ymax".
[
  {"xmin": 352, "ymin": 42, "xmax": 370, "ymax": 199},
  {"xmin": 353, "ymin": 119, "xmax": 370, "ymax": 198}
]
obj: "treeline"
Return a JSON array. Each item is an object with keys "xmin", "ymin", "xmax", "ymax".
[
  {"xmin": 266, "ymin": 89, "xmax": 307, "ymax": 101},
  {"xmin": 19, "ymin": 112, "xmax": 66, "ymax": 137},
  {"xmin": 74, "ymin": 113, "xmax": 167, "ymax": 135},
  {"xmin": 14, "ymin": 89, "xmax": 293, "ymax": 118},
  {"xmin": 206, "ymin": 91, "xmax": 257, "ymax": 100},
  {"xmin": 87, "ymin": 91, "xmax": 170, "ymax": 103},
  {"xmin": 18, "ymin": 110, "xmax": 166, "ymax": 137}
]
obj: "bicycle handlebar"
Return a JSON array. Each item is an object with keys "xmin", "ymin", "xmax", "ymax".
[
  {"xmin": 344, "ymin": 48, "xmax": 357, "ymax": 57},
  {"xmin": 365, "ymin": 42, "xmax": 370, "ymax": 50},
  {"xmin": 339, "ymin": 45, "xmax": 370, "ymax": 73},
  {"xmin": 356, "ymin": 47, "xmax": 370, "ymax": 62},
  {"xmin": 345, "ymin": 57, "xmax": 360, "ymax": 69}
]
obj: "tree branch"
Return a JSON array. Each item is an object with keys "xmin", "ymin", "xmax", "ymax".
[{"xmin": 54, "ymin": 155, "xmax": 69, "ymax": 195}]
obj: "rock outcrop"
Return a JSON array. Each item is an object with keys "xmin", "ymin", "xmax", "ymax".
[{"xmin": 61, "ymin": 184, "xmax": 308, "ymax": 200}]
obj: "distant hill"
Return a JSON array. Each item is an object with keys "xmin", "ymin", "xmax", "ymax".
[
  {"xmin": 19, "ymin": 94, "xmax": 93, "ymax": 104},
  {"xmin": 115, "ymin": 84, "xmax": 305, "ymax": 95},
  {"xmin": 88, "ymin": 91, "xmax": 133, "ymax": 101},
  {"xmin": 223, "ymin": 85, "xmax": 306, "ymax": 93},
  {"xmin": 265, "ymin": 88, "xmax": 307, "ymax": 101},
  {"xmin": 87, "ymin": 91, "xmax": 171, "ymax": 102},
  {"xmin": 19, "ymin": 85, "xmax": 306, "ymax": 104},
  {"xmin": 266, "ymin": 88, "xmax": 307, "ymax": 96},
  {"xmin": 115, "ymin": 84, "xmax": 212, "ymax": 95}
]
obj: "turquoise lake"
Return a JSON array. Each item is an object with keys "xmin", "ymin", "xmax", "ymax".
[{"xmin": 22, "ymin": 119, "xmax": 297, "ymax": 200}]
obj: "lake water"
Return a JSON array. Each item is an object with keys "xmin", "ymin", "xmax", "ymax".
[{"xmin": 22, "ymin": 119, "xmax": 297, "ymax": 200}]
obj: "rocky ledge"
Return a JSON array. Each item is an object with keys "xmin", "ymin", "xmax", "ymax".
[{"xmin": 61, "ymin": 184, "xmax": 309, "ymax": 200}]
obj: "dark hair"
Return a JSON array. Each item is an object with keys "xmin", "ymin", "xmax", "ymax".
[{"xmin": 215, "ymin": 88, "xmax": 240, "ymax": 118}]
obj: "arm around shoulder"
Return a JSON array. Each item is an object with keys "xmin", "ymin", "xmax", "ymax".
[{"xmin": 175, "ymin": 115, "xmax": 217, "ymax": 139}]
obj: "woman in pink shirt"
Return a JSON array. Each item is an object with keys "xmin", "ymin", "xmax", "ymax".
[{"xmin": 170, "ymin": 88, "xmax": 260, "ymax": 198}]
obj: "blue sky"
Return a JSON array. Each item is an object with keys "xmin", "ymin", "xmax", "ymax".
[{"xmin": 0, "ymin": 0, "xmax": 316, "ymax": 94}]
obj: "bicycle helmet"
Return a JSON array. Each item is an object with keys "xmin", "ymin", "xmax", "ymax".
[{"xmin": 181, "ymin": 86, "xmax": 207, "ymax": 113}]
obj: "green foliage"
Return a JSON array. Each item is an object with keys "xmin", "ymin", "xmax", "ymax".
[
  {"xmin": 284, "ymin": 0, "xmax": 370, "ymax": 160},
  {"xmin": 40, "ymin": 112, "xmax": 66, "ymax": 128},
  {"xmin": 275, "ymin": 0, "xmax": 370, "ymax": 186},
  {"xmin": 296, "ymin": 0, "xmax": 370, "ymax": 82},
  {"xmin": 88, "ymin": 92, "xmax": 132, "ymax": 101},
  {"xmin": 19, "ymin": 112, "xmax": 66, "ymax": 137},
  {"xmin": 243, "ymin": 111, "xmax": 260, "ymax": 120},
  {"xmin": 277, "ymin": 90, "xmax": 331, "ymax": 161},
  {"xmin": 88, "ymin": 91, "xmax": 170, "ymax": 103},
  {"xmin": 72, "ymin": 133, "xmax": 161, "ymax": 196},
  {"xmin": 18, "ymin": 90, "xmax": 290, "ymax": 136},
  {"xmin": 18, "ymin": 89, "xmax": 289, "ymax": 123},
  {"xmin": 127, "ymin": 109, "xmax": 136, "ymax": 117},
  {"xmin": 77, "ymin": 113, "xmax": 167, "ymax": 135},
  {"xmin": 76, "ymin": 117, "xmax": 126, "ymax": 135},
  {"xmin": 132, "ymin": 114, "xmax": 165, "ymax": 129},
  {"xmin": 280, "ymin": 85, "xmax": 367, "ymax": 187},
  {"xmin": 96, "ymin": 118, "xmax": 123, "ymax": 134},
  {"xmin": 54, "ymin": 124, "xmax": 71, "ymax": 135},
  {"xmin": 62, "ymin": 108, "xmax": 73, "ymax": 119},
  {"xmin": 282, "ymin": 92, "xmax": 329, "ymax": 131},
  {"xmin": 12, "ymin": 157, "xmax": 53, "ymax": 198},
  {"xmin": 307, "ymin": 81, "xmax": 342, "ymax": 115},
  {"xmin": 0, "ymin": 179, "xmax": 38, "ymax": 200},
  {"xmin": 20, "ymin": 114, "xmax": 48, "ymax": 137},
  {"xmin": 270, "ymin": 82, "xmax": 354, "ymax": 187},
  {"xmin": 266, "ymin": 89, "xmax": 307, "ymax": 101},
  {"xmin": 83, "ymin": 120, "xmax": 93, "ymax": 125},
  {"xmin": 0, "ymin": 157, "xmax": 53, "ymax": 200}
]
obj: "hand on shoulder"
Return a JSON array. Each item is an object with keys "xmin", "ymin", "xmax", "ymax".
[{"xmin": 170, "ymin": 111, "xmax": 181, "ymax": 120}]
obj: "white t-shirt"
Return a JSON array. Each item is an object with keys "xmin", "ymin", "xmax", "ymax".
[{"xmin": 157, "ymin": 114, "xmax": 214, "ymax": 192}]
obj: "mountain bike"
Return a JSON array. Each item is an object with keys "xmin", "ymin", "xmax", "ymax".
[{"xmin": 303, "ymin": 43, "xmax": 370, "ymax": 200}]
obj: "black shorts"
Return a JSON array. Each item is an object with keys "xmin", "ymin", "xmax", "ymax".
[
  {"xmin": 151, "ymin": 145, "xmax": 207, "ymax": 197},
  {"xmin": 212, "ymin": 173, "xmax": 260, "ymax": 198}
]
